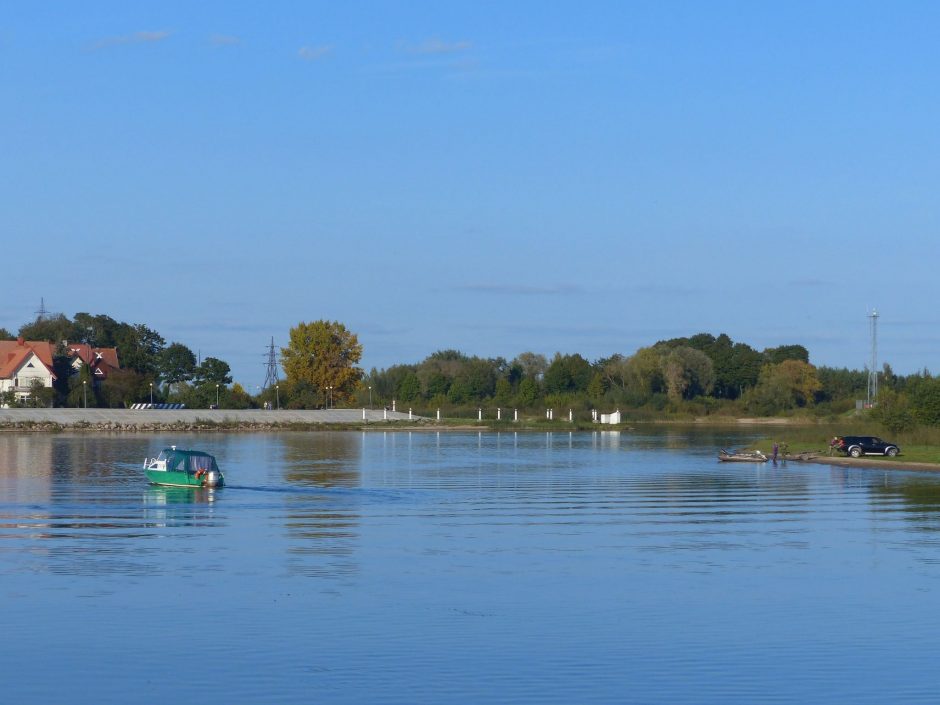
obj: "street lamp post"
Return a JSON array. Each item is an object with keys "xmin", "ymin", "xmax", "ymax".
[
  {"xmin": 276, "ymin": 384, "xmax": 280, "ymax": 410},
  {"xmin": 83, "ymin": 380, "xmax": 87, "ymax": 409},
  {"xmin": 368, "ymin": 385, "xmax": 372, "ymax": 409},
  {"xmin": 216, "ymin": 384, "xmax": 220, "ymax": 408},
  {"xmin": 149, "ymin": 382, "xmax": 153, "ymax": 406},
  {"xmin": 327, "ymin": 386, "xmax": 332, "ymax": 409}
]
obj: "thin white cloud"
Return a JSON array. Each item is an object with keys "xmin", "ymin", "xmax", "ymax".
[
  {"xmin": 399, "ymin": 38, "xmax": 472, "ymax": 55},
  {"xmin": 90, "ymin": 30, "xmax": 172, "ymax": 50},
  {"xmin": 297, "ymin": 44, "xmax": 332, "ymax": 61},
  {"xmin": 210, "ymin": 34, "xmax": 241, "ymax": 47}
]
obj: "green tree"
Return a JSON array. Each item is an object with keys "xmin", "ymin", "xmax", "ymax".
[
  {"xmin": 281, "ymin": 320, "xmax": 363, "ymax": 407},
  {"xmin": 159, "ymin": 343, "xmax": 197, "ymax": 386},
  {"xmin": 72, "ymin": 313, "xmax": 121, "ymax": 346},
  {"xmin": 494, "ymin": 378, "xmax": 512, "ymax": 405},
  {"xmin": 873, "ymin": 387, "xmax": 915, "ymax": 434},
  {"xmin": 397, "ymin": 372, "xmax": 421, "ymax": 402},
  {"xmin": 544, "ymin": 353, "xmax": 592, "ymax": 394},
  {"xmin": 27, "ymin": 379, "xmax": 54, "ymax": 408},
  {"xmin": 516, "ymin": 378, "xmax": 539, "ymax": 407},
  {"xmin": 113, "ymin": 323, "xmax": 165, "ymax": 375},
  {"xmin": 763, "ymin": 344, "xmax": 810, "ymax": 365},
  {"xmin": 908, "ymin": 376, "xmax": 940, "ymax": 425},
  {"xmin": 194, "ymin": 357, "xmax": 232, "ymax": 385},
  {"xmin": 19, "ymin": 313, "xmax": 78, "ymax": 344}
]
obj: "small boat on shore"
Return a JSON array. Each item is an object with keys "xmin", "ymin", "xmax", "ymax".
[
  {"xmin": 718, "ymin": 449, "xmax": 769, "ymax": 463},
  {"xmin": 144, "ymin": 446, "xmax": 224, "ymax": 488}
]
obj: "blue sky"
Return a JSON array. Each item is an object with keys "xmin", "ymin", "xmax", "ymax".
[{"xmin": 3, "ymin": 2, "xmax": 939, "ymax": 388}]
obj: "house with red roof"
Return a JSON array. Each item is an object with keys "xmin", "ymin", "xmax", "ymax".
[
  {"xmin": 0, "ymin": 338, "xmax": 57, "ymax": 406},
  {"xmin": 65, "ymin": 343, "xmax": 121, "ymax": 383}
]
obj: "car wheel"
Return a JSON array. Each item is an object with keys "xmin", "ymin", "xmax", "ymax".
[
  {"xmin": 886, "ymin": 447, "xmax": 899, "ymax": 457},
  {"xmin": 849, "ymin": 447, "xmax": 862, "ymax": 458}
]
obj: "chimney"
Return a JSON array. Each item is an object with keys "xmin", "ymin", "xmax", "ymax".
[{"xmin": 16, "ymin": 337, "xmax": 24, "ymax": 346}]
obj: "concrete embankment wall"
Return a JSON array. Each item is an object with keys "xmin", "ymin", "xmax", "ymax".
[{"xmin": 0, "ymin": 408, "xmax": 417, "ymax": 430}]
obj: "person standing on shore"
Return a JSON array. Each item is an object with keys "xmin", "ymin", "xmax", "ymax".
[{"xmin": 772, "ymin": 441, "xmax": 779, "ymax": 462}]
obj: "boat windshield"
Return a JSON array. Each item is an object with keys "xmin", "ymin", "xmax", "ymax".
[{"xmin": 156, "ymin": 450, "xmax": 219, "ymax": 473}]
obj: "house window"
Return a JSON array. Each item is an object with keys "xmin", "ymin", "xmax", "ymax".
[{"xmin": 26, "ymin": 362, "xmax": 34, "ymax": 368}]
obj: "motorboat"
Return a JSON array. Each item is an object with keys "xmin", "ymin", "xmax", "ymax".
[{"xmin": 144, "ymin": 446, "xmax": 224, "ymax": 488}]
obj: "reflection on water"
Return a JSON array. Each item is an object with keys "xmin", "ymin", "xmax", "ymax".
[{"xmin": 3, "ymin": 430, "xmax": 940, "ymax": 704}]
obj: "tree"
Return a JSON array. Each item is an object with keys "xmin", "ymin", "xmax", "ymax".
[
  {"xmin": 660, "ymin": 346, "xmax": 715, "ymax": 400},
  {"xmin": 113, "ymin": 323, "xmax": 165, "ymax": 375},
  {"xmin": 72, "ymin": 313, "xmax": 121, "ymax": 346},
  {"xmin": 281, "ymin": 320, "xmax": 363, "ymax": 407},
  {"xmin": 908, "ymin": 376, "xmax": 940, "ymax": 426},
  {"xmin": 544, "ymin": 353, "xmax": 592, "ymax": 394},
  {"xmin": 194, "ymin": 357, "xmax": 232, "ymax": 385},
  {"xmin": 517, "ymin": 378, "xmax": 539, "ymax": 407},
  {"xmin": 0, "ymin": 328, "xmax": 14, "ymax": 341},
  {"xmin": 19, "ymin": 313, "xmax": 78, "ymax": 344},
  {"xmin": 745, "ymin": 360, "xmax": 821, "ymax": 414},
  {"xmin": 397, "ymin": 372, "xmax": 421, "ymax": 402},
  {"xmin": 512, "ymin": 352, "xmax": 548, "ymax": 381},
  {"xmin": 763, "ymin": 344, "xmax": 810, "ymax": 365},
  {"xmin": 159, "ymin": 343, "xmax": 197, "ymax": 387}
]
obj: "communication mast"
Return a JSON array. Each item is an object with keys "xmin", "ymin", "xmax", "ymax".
[
  {"xmin": 867, "ymin": 309, "xmax": 879, "ymax": 407},
  {"xmin": 263, "ymin": 337, "xmax": 280, "ymax": 389},
  {"xmin": 35, "ymin": 297, "xmax": 49, "ymax": 321}
]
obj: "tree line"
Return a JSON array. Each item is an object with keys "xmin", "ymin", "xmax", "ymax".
[
  {"xmin": 5, "ymin": 311, "xmax": 938, "ymax": 431},
  {"xmin": 363, "ymin": 332, "xmax": 937, "ymax": 429}
]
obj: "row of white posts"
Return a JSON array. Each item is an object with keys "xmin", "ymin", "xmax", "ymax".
[{"xmin": 358, "ymin": 405, "xmax": 617, "ymax": 423}]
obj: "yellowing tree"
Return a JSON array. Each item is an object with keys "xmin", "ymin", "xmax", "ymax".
[{"xmin": 281, "ymin": 321, "xmax": 363, "ymax": 407}]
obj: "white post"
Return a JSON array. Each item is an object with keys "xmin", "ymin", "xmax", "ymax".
[
  {"xmin": 569, "ymin": 409, "xmax": 573, "ymax": 422},
  {"xmin": 362, "ymin": 408, "xmax": 366, "ymax": 420},
  {"xmin": 437, "ymin": 408, "xmax": 440, "ymax": 421},
  {"xmin": 384, "ymin": 408, "xmax": 388, "ymax": 420},
  {"xmin": 497, "ymin": 407, "xmax": 501, "ymax": 420},
  {"xmin": 514, "ymin": 408, "xmax": 518, "ymax": 422},
  {"xmin": 478, "ymin": 408, "xmax": 482, "ymax": 421},
  {"xmin": 409, "ymin": 408, "xmax": 412, "ymax": 420},
  {"xmin": 546, "ymin": 408, "xmax": 549, "ymax": 419},
  {"xmin": 550, "ymin": 408, "xmax": 554, "ymax": 420},
  {"xmin": 392, "ymin": 399, "xmax": 396, "ymax": 412}
]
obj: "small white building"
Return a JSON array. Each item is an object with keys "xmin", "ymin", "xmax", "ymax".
[
  {"xmin": 0, "ymin": 339, "xmax": 56, "ymax": 406},
  {"xmin": 599, "ymin": 410, "xmax": 621, "ymax": 425}
]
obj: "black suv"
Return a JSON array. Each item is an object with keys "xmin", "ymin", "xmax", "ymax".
[{"xmin": 837, "ymin": 436, "xmax": 900, "ymax": 458}]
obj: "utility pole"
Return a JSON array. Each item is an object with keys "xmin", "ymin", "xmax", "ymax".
[{"xmin": 867, "ymin": 309, "xmax": 879, "ymax": 407}]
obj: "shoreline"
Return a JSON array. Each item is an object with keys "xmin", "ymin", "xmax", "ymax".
[{"xmin": 791, "ymin": 454, "xmax": 940, "ymax": 473}]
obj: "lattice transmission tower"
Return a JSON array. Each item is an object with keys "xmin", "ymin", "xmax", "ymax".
[
  {"xmin": 35, "ymin": 297, "xmax": 49, "ymax": 321},
  {"xmin": 867, "ymin": 309, "xmax": 879, "ymax": 407},
  {"xmin": 263, "ymin": 337, "xmax": 280, "ymax": 389}
]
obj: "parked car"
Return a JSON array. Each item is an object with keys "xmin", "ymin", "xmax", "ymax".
[{"xmin": 836, "ymin": 435, "xmax": 900, "ymax": 458}]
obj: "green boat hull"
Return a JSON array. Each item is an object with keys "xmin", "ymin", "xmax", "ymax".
[{"xmin": 146, "ymin": 469, "xmax": 224, "ymax": 488}]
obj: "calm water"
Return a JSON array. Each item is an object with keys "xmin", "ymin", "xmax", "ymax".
[{"xmin": 2, "ymin": 429, "xmax": 940, "ymax": 704}]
